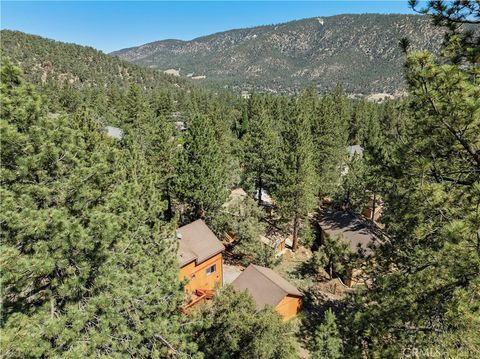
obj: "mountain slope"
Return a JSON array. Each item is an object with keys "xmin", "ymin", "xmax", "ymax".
[
  {"xmin": 1, "ymin": 30, "xmax": 186, "ymax": 91},
  {"xmin": 112, "ymin": 14, "xmax": 443, "ymax": 94}
]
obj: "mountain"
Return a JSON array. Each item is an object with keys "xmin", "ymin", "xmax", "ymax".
[
  {"xmin": 1, "ymin": 30, "xmax": 187, "ymax": 91},
  {"xmin": 111, "ymin": 14, "xmax": 443, "ymax": 95}
]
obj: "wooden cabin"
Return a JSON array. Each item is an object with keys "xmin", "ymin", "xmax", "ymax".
[
  {"xmin": 177, "ymin": 220, "xmax": 225, "ymax": 293},
  {"xmin": 232, "ymin": 264, "xmax": 303, "ymax": 320}
]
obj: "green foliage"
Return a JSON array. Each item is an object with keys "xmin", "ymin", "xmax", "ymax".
[
  {"xmin": 0, "ymin": 30, "xmax": 185, "ymax": 92},
  {"xmin": 177, "ymin": 114, "xmax": 229, "ymax": 217},
  {"xmin": 312, "ymin": 309, "xmax": 343, "ymax": 359},
  {"xmin": 336, "ymin": 154, "xmax": 369, "ymax": 212},
  {"xmin": 345, "ymin": 2, "xmax": 480, "ymax": 356},
  {"xmin": 0, "ymin": 62, "xmax": 197, "ymax": 358},
  {"xmin": 274, "ymin": 96, "xmax": 318, "ymax": 251},
  {"xmin": 196, "ymin": 286, "xmax": 298, "ymax": 359},
  {"xmin": 319, "ymin": 234, "xmax": 353, "ymax": 280},
  {"xmin": 312, "ymin": 88, "xmax": 350, "ymax": 197},
  {"xmin": 242, "ymin": 98, "xmax": 280, "ymax": 203},
  {"xmin": 217, "ymin": 196, "xmax": 278, "ymax": 267}
]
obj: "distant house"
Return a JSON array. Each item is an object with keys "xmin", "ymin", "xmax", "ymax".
[
  {"xmin": 104, "ymin": 126, "xmax": 124, "ymax": 140},
  {"xmin": 253, "ymin": 188, "xmax": 274, "ymax": 207},
  {"xmin": 318, "ymin": 210, "xmax": 383, "ymax": 286},
  {"xmin": 177, "ymin": 220, "xmax": 225, "ymax": 294},
  {"xmin": 232, "ymin": 264, "xmax": 303, "ymax": 320},
  {"xmin": 164, "ymin": 68, "xmax": 180, "ymax": 76},
  {"xmin": 347, "ymin": 145, "xmax": 364, "ymax": 159},
  {"xmin": 174, "ymin": 121, "xmax": 187, "ymax": 131},
  {"xmin": 342, "ymin": 145, "xmax": 365, "ymax": 176},
  {"xmin": 241, "ymin": 90, "xmax": 251, "ymax": 99}
]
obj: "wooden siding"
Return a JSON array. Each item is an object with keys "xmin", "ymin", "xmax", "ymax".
[
  {"xmin": 275, "ymin": 295, "xmax": 302, "ymax": 321},
  {"xmin": 179, "ymin": 253, "xmax": 223, "ymax": 293}
]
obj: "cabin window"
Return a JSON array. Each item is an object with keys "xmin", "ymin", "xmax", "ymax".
[{"xmin": 206, "ymin": 264, "xmax": 216, "ymax": 276}]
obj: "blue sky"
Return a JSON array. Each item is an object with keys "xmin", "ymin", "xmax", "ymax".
[{"xmin": 1, "ymin": 1, "xmax": 416, "ymax": 53}]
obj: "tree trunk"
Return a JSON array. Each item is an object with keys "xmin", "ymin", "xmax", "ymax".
[
  {"xmin": 371, "ymin": 192, "xmax": 376, "ymax": 222},
  {"xmin": 165, "ymin": 185, "xmax": 173, "ymax": 221},
  {"xmin": 292, "ymin": 214, "xmax": 299, "ymax": 252},
  {"xmin": 257, "ymin": 175, "xmax": 263, "ymax": 206}
]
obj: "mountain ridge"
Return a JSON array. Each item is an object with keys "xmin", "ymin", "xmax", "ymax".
[
  {"xmin": 0, "ymin": 29, "xmax": 188, "ymax": 92},
  {"xmin": 112, "ymin": 14, "xmax": 443, "ymax": 94}
]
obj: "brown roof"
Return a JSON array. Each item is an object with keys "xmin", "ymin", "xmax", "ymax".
[
  {"xmin": 177, "ymin": 220, "xmax": 225, "ymax": 266},
  {"xmin": 318, "ymin": 210, "xmax": 383, "ymax": 255},
  {"xmin": 232, "ymin": 264, "xmax": 302, "ymax": 309}
]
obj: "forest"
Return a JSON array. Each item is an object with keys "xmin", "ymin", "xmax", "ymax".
[{"xmin": 1, "ymin": 1, "xmax": 479, "ymax": 358}]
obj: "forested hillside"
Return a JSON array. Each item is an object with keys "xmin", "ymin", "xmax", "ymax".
[
  {"xmin": 112, "ymin": 14, "xmax": 443, "ymax": 94},
  {"xmin": 1, "ymin": 1, "xmax": 479, "ymax": 358},
  {"xmin": 1, "ymin": 30, "xmax": 186, "ymax": 91}
]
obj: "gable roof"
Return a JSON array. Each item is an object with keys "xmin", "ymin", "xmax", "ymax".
[
  {"xmin": 232, "ymin": 264, "xmax": 302, "ymax": 309},
  {"xmin": 347, "ymin": 144, "xmax": 364, "ymax": 158},
  {"xmin": 104, "ymin": 126, "xmax": 124, "ymax": 140},
  {"xmin": 318, "ymin": 210, "xmax": 382, "ymax": 255},
  {"xmin": 177, "ymin": 220, "xmax": 225, "ymax": 266}
]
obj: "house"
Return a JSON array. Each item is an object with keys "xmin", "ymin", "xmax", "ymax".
[
  {"xmin": 241, "ymin": 90, "xmax": 251, "ymax": 99},
  {"xmin": 318, "ymin": 210, "xmax": 381, "ymax": 255},
  {"xmin": 318, "ymin": 210, "xmax": 383, "ymax": 286},
  {"xmin": 164, "ymin": 68, "xmax": 180, "ymax": 76},
  {"xmin": 177, "ymin": 220, "xmax": 225, "ymax": 293},
  {"xmin": 347, "ymin": 145, "xmax": 364, "ymax": 160},
  {"xmin": 232, "ymin": 264, "xmax": 303, "ymax": 320},
  {"xmin": 104, "ymin": 126, "xmax": 124, "ymax": 140}
]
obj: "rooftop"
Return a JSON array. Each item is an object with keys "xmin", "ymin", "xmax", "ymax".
[
  {"xmin": 347, "ymin": 144, "xmax": 364, "ymax": 158},
  {"xmin": 318, "ymin": 210, "xmax": 383, "ymax": 255},
  {"xmin": 232, "ymin": 264, "xmax": 302, "ymax": 309},
  {"xmin": 177, "ymin": 220, "xmax": 225, "ymax": 267},
  {"xmin": 104, "ymin": 126, "xmax": 124, "ymax": 140}
]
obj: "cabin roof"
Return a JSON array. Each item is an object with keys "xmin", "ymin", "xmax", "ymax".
[
  {"xmin": 232, "ymin": 264, "xmax": 302, "ymax": 309},
  {"xmin": 318, "ymin": 210, "xmax": 382, "ymax": 255},
  {"xmin": 177, "ymin": 220, "xmax": 225, "ymax": 266},
  {"xmin": 347, "ymin": 145, "xmax": 364, "ymax": 158},
  {"xmin": 105, "ymin": 126, "xmax": 124, "ymax": 140}
]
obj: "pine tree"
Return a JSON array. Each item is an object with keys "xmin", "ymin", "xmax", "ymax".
[
  {"xmin": 123, "ymin": 83, "xmax": 149, "ymax": 127},
  {"xmin": 196, "ymin": 286, "xmax": 298, "ymax": 359},
  {"xmin": 0, "ymin": 62, "xmax": 198, "ymax": 358},
  {"xmin": 346, "ymin": 2, "xmax": 480, "ymax": 356},
  {"xmin": 275, "ymin": 97, "xmax": 317, "ymax": 251},
  {"xmin": 312, "ymin": 309, "xmax": 343, "ymax": 359},
  {"xmin": 243, "ymin": 108, "xmax": 280, "ymax": 205},
  {"xmin": 312, "ymin": 88, "xmax": 350, "ymax": 197},
  {"xmin": 337, "ymin": 154, "xmax": 369, "ymax": 212},
  {"xmin": 142, "ymin": 114, "xmax": 178, "ymax": 220},
  {"xmin": 177, "ymin": 114, "xmax": 228, "ymax": 218}
]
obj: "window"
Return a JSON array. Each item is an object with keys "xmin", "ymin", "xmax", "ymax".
[{"xmin": 206, "ymin": 264, "xmax": 216, "ymax": 276}]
